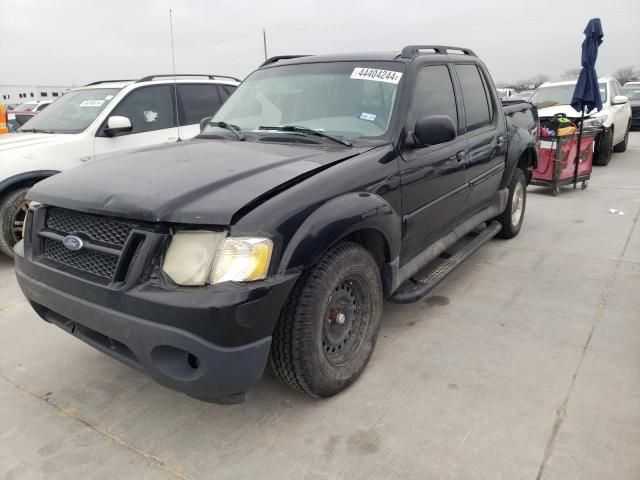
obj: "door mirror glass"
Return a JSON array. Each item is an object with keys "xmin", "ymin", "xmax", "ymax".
[
  {"xmin": 412, "ymin": 115, "xmax": 457, "ymax": 147},
  {"xmin": 612, "ymin": 95, "xmax": 628, "ymax": 105},
  {"xmin": 200, "ymin": 116, "xmax": 213, "ymax": 132},
  {"xmin": 104, "ymin": 115, "xmax": 132, "ymax": 137}
]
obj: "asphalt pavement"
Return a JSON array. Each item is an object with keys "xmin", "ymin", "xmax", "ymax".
[{"xmin": 1, "ymin": 133, "xmax": 639, "ymax": 480}]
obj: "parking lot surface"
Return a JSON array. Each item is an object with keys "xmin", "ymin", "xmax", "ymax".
[{"xmin": 1, "ymin": 133, "xmax": 639, "ymax": 480}]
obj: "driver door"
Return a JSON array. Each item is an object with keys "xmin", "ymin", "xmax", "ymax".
[{"xmin": 94, "ymin": 85, "xmax": 179, "ymax": 158}]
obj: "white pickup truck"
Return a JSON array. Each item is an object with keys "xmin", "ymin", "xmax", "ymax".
[{"xmin": 0, "ymin": 74, "xmax": 240, "ymax": 256}]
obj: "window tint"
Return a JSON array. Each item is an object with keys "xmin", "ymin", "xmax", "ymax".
[
  {"xmin": 110, "ymin": 85, "xmax": 175, "ymax": 134},
  {"xmin": 177, "ymin": 84, "xmax": 223, "ymax": 125},
  {"xmin": 409, "ymin": 65, "xmax": 458, "ymax": 130},
  {"xmin": 455, "ymin": 64, "xmax": 491, "ymax": 130}
]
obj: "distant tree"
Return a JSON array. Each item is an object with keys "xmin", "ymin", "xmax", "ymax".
[
  {"xmin": 561, "ymin": 68, "xmax": 581, "ymax": 79},
  {"xmin": 528, "ymin": 74, "xmax": 550, "ymax": 87},
  {"xmin": 613, "ymin": 66, "xmax": 639, "ymax": 85}
]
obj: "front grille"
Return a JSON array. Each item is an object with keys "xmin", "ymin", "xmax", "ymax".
[
  {"xmin": 46, "ymin": 207, "xmax": 133, "ymax": 248},
  {"xmin": 44, "ymin": 238, "xmax": 119, "ymax": 279},
  {"xmin": 39, "ymin": 207, "xmax": 146, "ymax": 281}
]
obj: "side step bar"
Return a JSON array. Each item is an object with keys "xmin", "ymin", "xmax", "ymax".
[{"xmin": 390, "ymin": 221, "xmax": 502, "ymax": 304}]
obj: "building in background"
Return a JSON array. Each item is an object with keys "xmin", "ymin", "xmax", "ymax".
[{"xmin": 0, "ymin": 84, "xmax": 73, "ymax": 105}]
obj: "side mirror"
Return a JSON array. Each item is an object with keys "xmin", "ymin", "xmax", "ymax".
[
  {"xmin": 612, "ymin": 95, "xmax": 628, "ymax": 105},
  {"xmin": 200, "ymin": 116, "xmax": 213, "ymax": 132},
  {"xmin": 411, "ymin": 115, "xmax": 457, "ymax": 147},
  {"xmin": 104, "ymin": 116, "xmax": 132, "ymax": 137}
]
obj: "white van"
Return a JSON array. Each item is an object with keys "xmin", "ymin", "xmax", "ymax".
[{"xmin": 0, "ymin": 74, "xmax": 240, "ymax": 256}]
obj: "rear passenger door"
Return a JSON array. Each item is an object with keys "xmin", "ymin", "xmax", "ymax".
[
  {"xmin": 176, "ymin": 84, "xmax": 227, "ymax": 139},
  {"xmin": 94, "ymin": 85, "xmax": 179, "ymax": 158},
  {"xmin": 454, "ymin": 64, "xmax": 506, "ymax": 210},
  {"xmin": 400, "ymin": 64, "xmax": 468, "ymax": 261}
]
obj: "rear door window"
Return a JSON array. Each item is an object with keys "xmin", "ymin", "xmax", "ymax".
[
  {"xmin": 455, "ymin": 64, "xmax": 492, "ymax": 131},
  {"xmin": 177, "ymin": 84, "xmax": 223, "ymax": 125}
]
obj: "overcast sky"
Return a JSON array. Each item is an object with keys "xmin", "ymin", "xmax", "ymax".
[{"xmin": 1, "ymin": 0, "xmax": 639, "ymax": 86}]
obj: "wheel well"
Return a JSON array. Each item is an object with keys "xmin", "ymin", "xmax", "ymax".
[
  {"xmin": 341, "ymin": 228, "xmax": 390, "ymax": 272},
  {"xmin": 0, "ymin": 174, "xmax": 52, "ymax": 200},
  {"xmin": 518, "ymin": 148, "xmax": 536, "ymax": 184}
]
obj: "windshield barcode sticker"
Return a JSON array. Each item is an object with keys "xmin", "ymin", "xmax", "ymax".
[
  {"xmin": 79, "ymin": 100, "xmax": 105, "ymax": 108},
  {"xmin": 350, "ymin": 68, "xmax": 403, "ymax": 84}
]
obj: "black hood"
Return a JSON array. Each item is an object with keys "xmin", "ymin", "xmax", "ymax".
[{"xmin": 29, "ymin": 138, "xmax": 370, "ymax": 225}]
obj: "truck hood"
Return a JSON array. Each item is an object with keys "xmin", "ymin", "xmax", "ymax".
[
  {"xmin": 536, "ymin": 104, "xmax": 606, "ymax": 119},
  {"xmin": 29, "ymin": 138, "xmax": 371, "ymax": 225},
  {"xmin": 0, "ymin": 132, "xmax": 77, "ymax": 153}
]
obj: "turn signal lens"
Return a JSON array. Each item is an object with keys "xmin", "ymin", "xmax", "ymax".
[{"xmin": 211, "ymin": 237, "xmax": 272, "ymax": 284}]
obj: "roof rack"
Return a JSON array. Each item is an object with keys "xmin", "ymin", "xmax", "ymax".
[
  {"xmin": 84, "ymin": 79, "xmax": 134, "ymax": 86},
  {"xmin": 136, "ymin": 74, "xmax": 242, "ymax": 83},
  {"xmin": 400, "ymin": 45, "xmax": 476, "ymax": 59},
  {"xmin": 260, "ymin": 55, "xmax": 311, "ymax": 67}
]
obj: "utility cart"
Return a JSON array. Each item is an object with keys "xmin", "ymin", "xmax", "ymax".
[{"xmin": 530, "ymin": 118, "xmax": 598, "ymax": 196}]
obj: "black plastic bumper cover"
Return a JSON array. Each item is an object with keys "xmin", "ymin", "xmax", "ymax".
[{"xmin": 15, "ymin": 252, "xmax": 299, "ymax": 403}]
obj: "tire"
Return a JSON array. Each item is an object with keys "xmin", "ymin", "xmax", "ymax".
[
  {"xmin": 593, "ymin": 127, "xmax": 613, "ymax": 166},
  {"xmin": 270, "ymin": 242, "xmax": 383, "ymax": 398},
  {"xmin": 496, "ymin": 168, "xmax": 527, "ymax": 239},
  {"xmin": 613, "ymin": 122, "xmax": 630, "ymax": 153},
  {"xmin": 0, "ymin": 187, "xmax": 30, "ymax": 258}
]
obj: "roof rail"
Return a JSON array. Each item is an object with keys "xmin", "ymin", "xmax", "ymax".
[
  {"xmin": 84, "ymin": 79, "xmax": 134, "ymax": 86},
  {"xmin": 260, "ymin": 55, "xmax": 311, "ymax": 67},
  {"xmin": 136, "ymin": 74, "xmax": 242, "ymax": 83},
  {"xmin": 400, "ymin": 45, "xmax": 476, "ymax": 59}
]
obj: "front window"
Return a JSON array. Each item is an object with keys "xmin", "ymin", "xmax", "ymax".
[
  {"xmin": 15, "ymin": 102, "xmax": 38, "ymax": 112},
  {"xmin": 18, "ymin": 88, "xmax": 120, "ymax": 134},
  {"xmin": 205, "ymin": 61, "xmax": 404, "ymax": 142},
  {"xmin": 530, "ymin": 81, "xmax": 608, "ymax": 108}
]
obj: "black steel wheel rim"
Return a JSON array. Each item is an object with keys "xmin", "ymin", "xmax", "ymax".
[
  {"xmin": 11, "ymin": 200, "xmax": 29, "ymax": 242},
  {"xmin": 322, "ymin": 275, "xmax": 371, "ymax": 366}
]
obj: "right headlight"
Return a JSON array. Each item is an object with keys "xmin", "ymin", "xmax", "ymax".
[{"xmin": 161, "ymin": 231, "xmax": 273, "ymax": 286}]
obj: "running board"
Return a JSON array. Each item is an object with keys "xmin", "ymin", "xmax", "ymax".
[{"xmin": 389, "ymin": 221, "xmax": 502, "ymax": 304}]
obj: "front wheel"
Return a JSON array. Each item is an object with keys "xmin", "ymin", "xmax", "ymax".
[
  {"xmin": 593, "ymin": 127, "xmax": 613, "ymax": 166},
  {"xmin": 0, "ymin": 187, "xmax": 30, "ymax": 257},
  {"xmin": 270, "ymin": 242, "xmax": 383, "ymax": 398},
  {"xmin": 613, "ymin": 122, "xmax": 630, "ymax": 153},
  {"xmin": 496, "ymin": 168, "xmax": 527, "ymax": 239}
]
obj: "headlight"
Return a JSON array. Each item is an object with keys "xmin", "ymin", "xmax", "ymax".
[
  {"xmin": 211, "ymin": 237, "xmax": 273, "ymax": 284},
  {"xmin": 162, "ymin": 231, "xmax": 272, "ymax": 286},
  {"xmin": 584, "ymin": 115, "xmax": 606, "ymax": 127},
  {"xmin": 162, "ymin": 231, "xmax": 226, "ymax": 286}
]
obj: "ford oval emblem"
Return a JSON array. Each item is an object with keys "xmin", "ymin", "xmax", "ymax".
[{"xmin": 62, "ymin": 235, "xmax": 84, "ymax": 251}]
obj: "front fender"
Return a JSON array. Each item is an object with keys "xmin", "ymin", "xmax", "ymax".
[
  {"xmin": 502, "ymin": 130, "xmax": 538, "ymax": 188},
  {"xmin": 278, "ymin": 192, "xmax": 402, "ymax": 273},
  {"xmin": 0, "ymin": 170, "xmax": 60, "ymax": 197}
]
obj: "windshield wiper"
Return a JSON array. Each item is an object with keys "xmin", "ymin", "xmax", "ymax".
[
  {"xmin": 258, "ymin": 125, "xmax": 352, "ymax": 147},
  {"xmin": 207, "ymin": 121, "xmax": 245, "ymax": 141},
  {"xmin": 19, "ymin": 128, "xmax": 55, "ymax": 134}
]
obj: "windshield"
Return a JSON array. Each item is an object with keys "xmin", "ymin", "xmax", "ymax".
[
  {"xmin": 530, "ymin": 82, "xmax": 608, "ymax": 108},
  {"xmin": 206, "ymin": 61, "xmax": 404, "ymax": 142},
  {"xmin": 623, "ymin": 86, "xmax": 640, "ymax": 100},
  {"xmin": 18, "ymin": 88, "xmax": 120, "ymax": 134}
]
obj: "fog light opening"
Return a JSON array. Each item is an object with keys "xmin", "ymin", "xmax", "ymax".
[{"xmin": 187, "ymin": 352, "xmax": 200, "ymax": 370}]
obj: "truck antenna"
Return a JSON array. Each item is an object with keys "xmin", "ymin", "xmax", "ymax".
[{"xmin": 169, "ymin": 8, "xmax": 182, "ymax": 142}]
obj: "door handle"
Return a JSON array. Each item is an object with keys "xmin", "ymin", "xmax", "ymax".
[
  {"xmin": 496, "ymin": 135, "xmax": 506, "ymax": 147},
  {"xmin": 456, "ymin": 151, "xmax": 466, "ymax": 162}
]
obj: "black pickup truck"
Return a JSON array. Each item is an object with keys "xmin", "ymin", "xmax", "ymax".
[{"xmin": 15, "ymin": 46, "xmax": 538, "ymax": 404}]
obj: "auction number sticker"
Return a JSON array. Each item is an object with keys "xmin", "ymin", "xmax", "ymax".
[
  {"xmin": 350, "ymin": 67, "xmax": 403, "ymax": 84},
  {"xmin": 79, "ymin": 100, "xmax": 105, "ymax": 108}
]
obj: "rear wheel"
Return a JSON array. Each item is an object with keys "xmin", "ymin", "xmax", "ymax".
[
  {"xmin": 593, "ymin": 127, "xmax": 613, "ymax": 166},
  {"xmin": 270, "ymin": 242, "xmax": 383, "ymax": 397},
  {"xmin": 496, "ymin": 168, "xmax": 527, "ymax": 239},
  {"xmin": 0, "ymin": 187, "xmax": 30, "ymax": 258},
  {"xmin": 613, "ymin": 122, "xmax": 630, "ymax": 153}
]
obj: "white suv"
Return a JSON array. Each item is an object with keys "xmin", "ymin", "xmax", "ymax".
[
  {"xmin": 0, "ymin": 74, "xmax": 240, "ymax": 256},
  {"xmin": 530, "ymin": 77, "xmax": 632, "ymax": 165}
]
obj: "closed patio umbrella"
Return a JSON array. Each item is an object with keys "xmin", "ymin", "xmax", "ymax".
[{"xmin": 571, "ymin": 18, "xmax": 603, "ymax": 188}]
